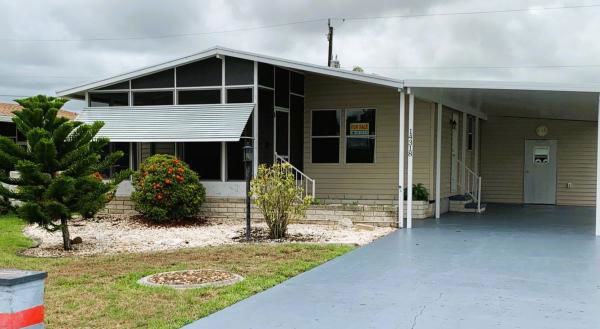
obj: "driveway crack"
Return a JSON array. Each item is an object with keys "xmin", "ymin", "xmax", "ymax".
[{"xmin": 409, "ymin": 292, "xmax": 444, "ymax": 329}]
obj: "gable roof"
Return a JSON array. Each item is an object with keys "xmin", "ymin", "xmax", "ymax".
[
  {"xmin": 56, "ymin": 46, "xmax": 405, "ymax": 97},
  {"xmin": 0, "ymin": 103, "xmax": 77, "ymax": 122}
]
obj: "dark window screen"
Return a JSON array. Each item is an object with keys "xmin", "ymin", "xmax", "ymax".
[
  {"xmin": 178, "ymin": 90, "xmax": 220, "ymax": 105},
  {"xmin": 133, "ymin": 91, "xmax": 173, "ymax": 106},
  {"xmin": 346, "ymin": 138, "xmax": 375, "ymax": 163},
  {"xmin": 312, "ymin": 110, "xmax": 340, "ymax": 136},
  {"xmin": 227, "ymin": 141, "xmax": 245, "ymax": 181},
  {"xmin": 345, "ymin": 109, "xmax": 376, "ymax": 135},
  {"xmin": 96, "ymin": 81, "xmax": 129, "ymax": 90},
  {"xmin": 290, "ymin": 72, "xmax": 304, "ymax": 95},
  {"xmin": 312, "ymin": 138, "xmax": 339, "ymax": 163},
  {"xmin": 258, "ymin": 63, "xmax": 274, "ymax": 87},
  {"xmin": 176, "ymin": 58, "xmax": 222, "ymax": 87},
  {"xmin": 226, "ymin": 88, "xmax": 252, "ymax": 103},
  {"xmin": 0, "ymin": 122, "xmax": 15, "ymax": 138},
  {"xmin": 112, "ymin": 142, "xmax": 130, "ymax": 172},
  {"xmin": 183, "ymin": 142, "xmax": 221, "ymax": 180},
  {"xmin": 275, "ymin": 67, "xmax": 289, "ymax": 108},
  {"xmin": 131, "ymin": 69, "xmax": 174, "ymax": 89},
  {"xmin": 89, "ymin": 92, "xmax": 129, "ymax": 107},
  {"xmin": 225, "ymin": 57, "xmax": 253, "ymax": 85}
]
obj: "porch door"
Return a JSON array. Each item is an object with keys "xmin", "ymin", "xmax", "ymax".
[
  {"xmin": 524, "ymin": 139, "xmax": 557, "ymax": 204},
  {"xmin": 274, "ymin": 108, "xmax": 290, "ymax": 160},
  {"xmin": 450, "ymin": 112, "xmax": 459, "ymax": 192}
]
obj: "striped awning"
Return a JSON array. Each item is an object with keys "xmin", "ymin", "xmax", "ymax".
[{"xmin": 75, "ymin": 103, "xmax": 254, "ymax": 142}]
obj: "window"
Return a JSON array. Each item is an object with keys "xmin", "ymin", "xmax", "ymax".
[
  {"xmin": 225, "ymin": 57, "xmax": 253, "ymax": 85},
  {"xmin": 178, "ymin": 90, "xmax": 220, "ymax": 105},
  {"xmin": 0, "ymin": 122, "xmax": 16, "ymax": 142},
  {"xmin": 89, "ymin": 92, "xmax": 129, "ymax": 107},
  {"xmin": 346, "ymin": 108, "xmax": 376, "ymax": 163},
  {"xmin": 258, "ymin": 63, "xmax": 274, "ymax": 88},
  {"xmin": 176, "ymin": 58, "xmax": 222, "ymax": 87},
  {"xmin": 96, "ymin": 81, "xmax": 129, "ymax": 90},
  {"xmin": 275, "ymin": 67, "xmax": 289, "ymax": 108},
  {"xmin": 131, "ymin": 69, "xmax": 174, "ymax": 89},
  {"xmin": 100, "ymin": 142, "xmax": 133, "ymax": 178},
  {"xmin": 133, "ymin": 91, "xmax": 173, "ymax": 106},
  {"xmin": 311, "ymin": 110, "xmax": 340, "ymax": 163},
  {"xmin": 226, "ymin": 88, "xmax": 252, "ymax": 103},
  {"xmin": 226, "ymin": 141, "xmax": 246, "ymax": 181},
  {"xmin": 182, "ymin": 142, "xmax": 221, "ymax": 180},
  {"xmin": 467, "ymin": 116, "xmax": 474, "ymax": 151},
  {"xmin": 290, "ymin": 72, "xmax": 304, "ymax": 95}
]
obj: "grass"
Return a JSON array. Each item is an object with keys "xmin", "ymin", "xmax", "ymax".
[{"xmin": 0, "ymin": 214, "xmax": 354, "ymax": 328}]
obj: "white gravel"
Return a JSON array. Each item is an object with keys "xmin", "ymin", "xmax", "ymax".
[{"xmin": 21, "ymin": 216, "xmax": 395, "ymax": 257}]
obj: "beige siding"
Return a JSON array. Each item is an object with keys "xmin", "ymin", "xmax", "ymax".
[
  {"xmin": 481, "ymin": 116, "xmax": 597, "ymax": 206},
  {"xmin": 303, "ymin": 75, "xmax": 436, "ymax": 201}
]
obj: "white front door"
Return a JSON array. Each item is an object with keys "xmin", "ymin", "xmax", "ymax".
[
  {"xmin": 450, "ymin": 112, "xmax": 459, "ymax": 193},
  {"xmin": 274, "ymin": 108, "xmax": 290, "ymax": 160},
  {"xmin": 524, "ymin": 139, "xmax": 557, "ymax": 204}
]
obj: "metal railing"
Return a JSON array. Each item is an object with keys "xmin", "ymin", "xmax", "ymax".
[
  {"xmin": 456, "ymin": 159, "xmax": 482, "ymax": 213},
  {"xmin": 274, "ymin": 154, "xmax": 316, "ymax": 200}
]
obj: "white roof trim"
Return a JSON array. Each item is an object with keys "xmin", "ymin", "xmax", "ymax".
[
  {"xmin": 57, "ymin": 46, "xmax": 404, "ymax": 96},
  {"xmin": 0, "ymin": 115, "xmax": 13, "ymax": 123},
  {"xmin": 75, "ymin": 103, "xmax": 254, "ymax": 142},
  {"xmin": 404, "ymin": 79, "xmax": 600, "ymax": 93}
]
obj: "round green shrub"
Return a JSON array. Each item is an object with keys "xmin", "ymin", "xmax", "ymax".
[{"xmin": 131, "ymin": 154, "xmax": 206, "ymax": 222}]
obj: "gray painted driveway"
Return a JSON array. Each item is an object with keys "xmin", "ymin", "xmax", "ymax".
[{"xmin": 184, "ymin": 205, "xmax": 600, "ymax": 329}]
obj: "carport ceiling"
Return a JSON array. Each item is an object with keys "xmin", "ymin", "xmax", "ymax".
[{"xmin": 409, "ymin": 81, "xmax": 600, "ymax": 121}]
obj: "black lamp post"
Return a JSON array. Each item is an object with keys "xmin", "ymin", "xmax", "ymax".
[{"xmin": 242, "ymin": 140, "xmax": 253, "ymax": 241}]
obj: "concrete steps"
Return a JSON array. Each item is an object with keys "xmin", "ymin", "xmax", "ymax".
[{"xmin": 449, "ymin": 194, "xmax": 486, "ymax": 213}]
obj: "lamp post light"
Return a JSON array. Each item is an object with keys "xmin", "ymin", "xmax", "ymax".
[{"xmin": 242, "ymin": 140, "xmax": 254, "ymax": 241}]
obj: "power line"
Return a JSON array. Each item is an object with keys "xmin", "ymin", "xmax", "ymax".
[
  {"xmin": 344, "ymin": 64, "xmax": 600, "ymax": 70},
  {"xmin": 339, "ymin": 3, "xmax": 600, "ymax": 21},
  {"xmin": 1, "ymin": 3, "xmax": 599, "ymax": 42}
]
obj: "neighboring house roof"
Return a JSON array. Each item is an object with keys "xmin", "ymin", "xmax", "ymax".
[
  {"xmin": 0, "ymin": 103, "xmax": 77, "ymax": 122},
  {"xmin": 75, "ymin": 103, "xmax": 255, "ymax": 142}
]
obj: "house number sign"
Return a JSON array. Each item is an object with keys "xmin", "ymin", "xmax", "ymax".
[{"xmin": 407, "ymin": 129, "xmax": 414, "ymax": 157}]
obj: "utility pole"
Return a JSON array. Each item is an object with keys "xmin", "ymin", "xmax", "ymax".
[{"xmin": 327, "ymin": 19, "xmax": 333, "ymax": 67}]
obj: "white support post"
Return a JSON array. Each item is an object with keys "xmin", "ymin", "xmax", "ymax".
[
  {"xmin": 407, "ymin": 92, "xmax": 415, "ymax": 229},
  {"xmin": 435, "ymin": 103, "xmax": 442, "ymax": 219},
  {"xmin": 398, "ymin": 90, "xmax": 405, "ymax": 228},
  {"xmin": 461, "ymin": 112, "xmax": 467, "ymax": 194},
  {"xmin": 474, "ymin": 117, "xmax": 479, "ymax": 176},
  {"xmin": 253, "ymin": 61, "xmax": 259, "ymax": 176},
  {"xmin": 596, "ymin": 93, "xmax": 600, "ymax": 236}
]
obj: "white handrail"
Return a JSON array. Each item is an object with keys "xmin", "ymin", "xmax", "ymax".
[
  {"xmin": 456, "ymin": 159, "xmax": 483, "ymax": 213},
  {"xmin": 274, "ymin": 154, "xmax": 316, "ymax": 200}
]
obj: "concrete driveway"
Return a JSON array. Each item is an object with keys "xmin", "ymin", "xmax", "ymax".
[{"xmin": 184, "ymin": 204, "xmax": 600, "ymax": 329}]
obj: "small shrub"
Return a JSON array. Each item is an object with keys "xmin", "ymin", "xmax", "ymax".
[
  {"xmin": 404, "ymin": 183, "xmax": 430, "ymax": 201},
  {"xmin": 250, "ymin": 163, "xmax": 312, "ymax": 239},
  {"xmin": 132, "ymin": 154, "xmax": 206, "ymax": 222}
]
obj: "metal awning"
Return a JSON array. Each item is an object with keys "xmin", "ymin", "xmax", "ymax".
[{"xmin": 75, "ymin": 103, "xmax": 254, "ymax": 142}]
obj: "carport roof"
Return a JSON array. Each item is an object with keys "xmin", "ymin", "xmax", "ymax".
[{"xmin": 405, "ymin": 79, "xmax": 600, "ymax": 121}]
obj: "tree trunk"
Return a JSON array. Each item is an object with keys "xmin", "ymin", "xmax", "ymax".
[{"xmin": 61, "ymin": 217, "xmax": 72, "ymax": 250}]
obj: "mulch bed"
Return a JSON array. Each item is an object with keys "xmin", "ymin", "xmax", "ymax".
[
  {"xmin": 232, "ymin": 226, "xmax": 321, "ymax": 243},
  {"xmin": 148, "ymin": 269, "xmax": 235, "ymax": 286}
]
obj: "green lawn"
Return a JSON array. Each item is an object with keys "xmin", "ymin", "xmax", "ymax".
[{"xmin": 0, "ymin": 214, "xmax": 354, "ymax": 328}]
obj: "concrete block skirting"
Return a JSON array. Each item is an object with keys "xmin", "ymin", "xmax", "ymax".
[{"xmin": 99, "ymin": 197, "xmax": 435, "ymax": 227}]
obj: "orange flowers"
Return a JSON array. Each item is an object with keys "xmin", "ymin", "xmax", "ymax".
[
  {"xmin": 176, "ymin": 175, "xmax": 184, "ymax": 183},
  {"xmin": 167, "ymin": 167, "xmax": 174, "ymax": 174},
  {"xmin": 155, "ymin": 193, "xmax": 163, "ymax": 201},
  {"xmin": 91, "ymin": 172, "xmax": 103, "ymax": 181},
  {"xmin": 164, "ymin": 178, "xmax": 172, "ymax": 185}
]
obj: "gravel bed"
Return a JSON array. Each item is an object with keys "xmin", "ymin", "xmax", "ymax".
[{"xmin": 21, "ymin": 215, "xmax": 395, "ymax": 257}]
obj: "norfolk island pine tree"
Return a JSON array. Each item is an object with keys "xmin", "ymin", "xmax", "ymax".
[{"xmin": 0, "ymin": 95, "xmax": 130, "ymax": 250}]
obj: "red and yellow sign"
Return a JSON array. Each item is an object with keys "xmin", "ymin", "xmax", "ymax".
[{"xmin": 349, "ymin": 123, "xmax": 369, "ymax": 135}]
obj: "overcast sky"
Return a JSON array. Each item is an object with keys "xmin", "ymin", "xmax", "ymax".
[{"xmin": 1, "ymin": 0, "xmax": 600, "ymax": 111}]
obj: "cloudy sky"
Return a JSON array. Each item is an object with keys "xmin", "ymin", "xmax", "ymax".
[{"xmin": 1, "ymin": 0, "xmax": 600, "ymax": 111}]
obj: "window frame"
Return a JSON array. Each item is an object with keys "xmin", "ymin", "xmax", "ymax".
[
  {"xmin": 310, "ymin": 107, "xmax": 377, "ymax": 165},
  {"xmin": 467, "ymin": 116, "xmax": 474, "ymax": 151},
  {"xmin": 310, "ymin": 108, "xmax": 342, "ymax": 165}
]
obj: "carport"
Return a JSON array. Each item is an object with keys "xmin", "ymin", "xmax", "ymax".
[
  {"xmin": 185, "ymin": 204, "xmax": 600, "ymax": 328},
  {"xmin": 398, "ymin": 80, "xmax": 600, "ymax": 236}
]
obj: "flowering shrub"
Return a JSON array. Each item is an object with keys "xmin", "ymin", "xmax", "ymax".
[
  {"xmin": 250, "ymin": 163, "xmax": 312, "ymax": 239},
  {"xmin": 132, "ymin": 154, "xmax": 206, "ymax": 222}
]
